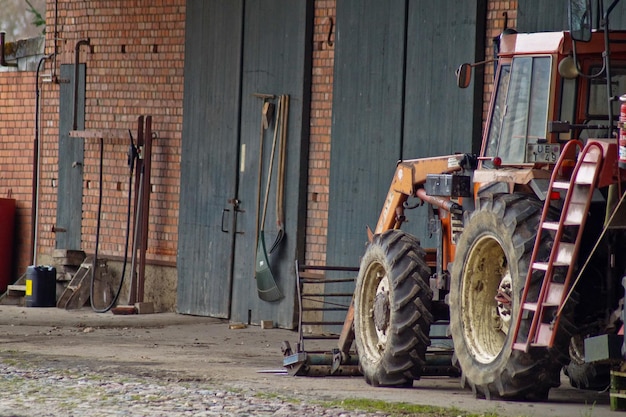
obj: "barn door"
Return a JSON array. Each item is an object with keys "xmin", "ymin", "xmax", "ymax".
[
  {"xmin": 56, "ymin": 64, "xmax": 85, "ymax": 250},
  {"xmin": 326, "ymin": 0, "xmax": 485, "ymax": 283},
  {"xmin": 400, "ymin": 0, "xmax": 485, "ymax": 246},
  {"xmin": 230, "ymin": 0, "xmax": 312, "ymax": 328},
  {"xmin": 327, "ymin": 0, "xmax": 485, "ymax": 266},
  {"xmin": 178, "ymin": 0, "xmax": 311, "ymax": 327},
  {"xmin": 177, "ymin": 1, "xmax": 244, "ymax": 318},
  {"xmin": 326, "ymin": 0, "xmax": 405, "ymax": 269}
]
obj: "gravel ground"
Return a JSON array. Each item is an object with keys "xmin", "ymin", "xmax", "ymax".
[
  {"xmin": 0, "ymin": 360, "xmax": 381, "ymax": 417},
  {"xmin": 0, "ymin": 308, "xmax": 611, "ymax": 417}
]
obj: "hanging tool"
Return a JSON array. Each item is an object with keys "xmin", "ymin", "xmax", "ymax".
[
  {"xmin": 256, "ymin": 96, "xmax": 283, "ymax": 302},
  {"xmin": 270, "ymin": 95, "xmax": 289, "ymax": 254},
  {"xmin": 252, "ymin": 93, "xmax": 275, "ymax": 261}
]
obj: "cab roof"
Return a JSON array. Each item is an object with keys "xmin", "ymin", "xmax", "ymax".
[{"xmin": 498, "ymin": 30, "xmax": 626, "ymax": 57}]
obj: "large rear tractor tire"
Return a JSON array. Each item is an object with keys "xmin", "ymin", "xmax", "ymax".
[
  {"xmin": 354, "ymin": 230, "xmax": 433, "ymax": 387},
  {"xmin": 449, "ymin": 194, "xmax": 571, "ymax": 400}
]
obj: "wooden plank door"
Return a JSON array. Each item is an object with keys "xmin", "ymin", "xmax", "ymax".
[
  {"xmin": 177, "ymin": 0, "xmax": 244, "ymax": 318},
  {"xmin": 56, "ymin": 64, "xmax": 85, "ymax": 250}
]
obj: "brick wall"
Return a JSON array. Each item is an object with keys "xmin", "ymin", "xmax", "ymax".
[
  {"xmin": 0, "ymin": 71, "xmax": 36, "ymax": 277},
  {"xmin": 1, "ymin": 0, "xmax": 520, "ymax": 302},
  {"xmin": 306, "ymin": 0, "xmax": 335, "ymax": 266},
  {"xmin": 484, "ymin": 1, "xmax": 518, "ymax": 124},
  {"xmin": 37, "ymin": 0, "xmax": 185, "ymax": 269}
]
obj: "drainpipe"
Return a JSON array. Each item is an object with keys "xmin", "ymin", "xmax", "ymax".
[
  {"xmin": 31, "ymin": 54, "xmax": 54, "ymax": 265},
  {"xmin": 52, "ymin": 0, "xmax": 59, "ymax": 81},
  {"xmin": 0, "ymin": 32, "xmax": 18, "ymax": 67},
  {"xmin": 73, "ymin": 39, "xmax": 90, "ymax": 131}
]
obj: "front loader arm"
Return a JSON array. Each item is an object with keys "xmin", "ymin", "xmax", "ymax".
[
  {"xmin": 337, "ymin": 153, "xmax": 467, "ymax": 357},
  {"xmin": 374, "ymin": 154, "xmax": 465, "ymax": 233}
]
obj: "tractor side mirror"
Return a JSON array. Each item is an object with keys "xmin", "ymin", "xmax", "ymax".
[
  {"xmin": 558, "ymin": 56, "xmax": 579, "ymax": 79},
  {"xmin": 569, "ymin": 0, "xmax": 592, "ymax": 42},
  {"xmin": 456, "ymin": 63, "xmax": 472, "ymax": 89}
]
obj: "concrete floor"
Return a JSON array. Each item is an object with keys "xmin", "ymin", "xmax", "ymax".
[{"xmin": 0, "ymin": 305, "xmax": 616, "ymax": 417}]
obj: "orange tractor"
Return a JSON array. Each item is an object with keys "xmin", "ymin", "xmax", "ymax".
[{"xmin": 339, "ymin": 0, "xmax": 626, "ymax": 400}]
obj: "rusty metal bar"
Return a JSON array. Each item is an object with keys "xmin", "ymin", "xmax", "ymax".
[
  {"xmin": 129, "ymin": 116, "xmax": 144, "ymax": 304},
  {"xmin": 137, "ymin": 115, "xmax": 153, "ymax": 303}
]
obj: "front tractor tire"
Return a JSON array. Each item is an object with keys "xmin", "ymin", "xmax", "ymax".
[
  {"xmin": 354, "ymin": 230, "xmax": 433, "ymax": 387},
  {"xmin": 449, "ymin": 194, "xmax": 570, "ymax": 400}
]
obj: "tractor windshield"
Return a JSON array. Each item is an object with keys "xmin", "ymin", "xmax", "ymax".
[{"xmin": 484, "ymin": 56, "xmax": 552, "ymax": 167}]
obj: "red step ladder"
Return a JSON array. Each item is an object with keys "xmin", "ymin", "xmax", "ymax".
[{"xmin": 512, "ymin": 140, "xmax": 604, "ymax": 352}]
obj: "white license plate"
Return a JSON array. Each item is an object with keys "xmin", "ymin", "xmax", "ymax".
[{"xmin": 526, "ymin": 144, "xmax": 561, "ymax": 163}]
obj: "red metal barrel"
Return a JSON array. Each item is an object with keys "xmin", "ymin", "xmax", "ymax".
[{"xmin": 0, "ymin": 198, "xmax": 16, "ymax": 293}]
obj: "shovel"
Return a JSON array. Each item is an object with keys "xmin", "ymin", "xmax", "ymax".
[{"xmin": 256, "ymin": 97, "xmax": 283, "ymax": 302}]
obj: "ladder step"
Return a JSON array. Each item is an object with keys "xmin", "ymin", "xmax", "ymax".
[
  {"xmin": 534, "ymin": 323, "xmax": 554, "ymax": 346},
  {"xmin": 570, "ymin": 186, "xmax": 593, "ymax": 203},
  {"xmin": 582, "ymin": 150, "xmax": 601, "ymax": 163},
  {"xmin": 574, "ymin": 164, "xmax": 596, "ymax": 184},
  {"xmin": 541, "ymin": 221, "xmax": 558, "ymax": 231},
  {"xmin": 552, "ymin": 181, "xmax": 570, "ymax": 190},
  {"xmin": 542, "ymin": 220, "xmax": 580, "ymax": 230},
  {"xmin": 545, "ymin": 282, "xmax": 565, "ymax": 306},
  {"xmin": 521, "ymin": 284, "xmax": 564, "ymax": 310},
  {"xmin": 555, "ymin": 242, "xmax": 574, "ymax": 265},
  {"xmin": 523, "ymin": 301, "xmax": 558, "ymax": 312},
  {"xmin": 514, "ymin": 327, "xmax": 553, "ymax": 349},
  {"xmin": 513, "ymin": 342, "xmax": 529, "ymax": 352},
  {"xmin": 532, "ymin": 262, "xmax": 547, "ymax": 271},
  {"xmin": 564, "ymin": 202, "xmax": 586, "ymax": 225},
  {"xmin": 523, "ymin": 302, "xmax": 539, "ymax": 312},
  {"xmin": 552, "ymin": 176, "xmax": 595, "ymax": 193},
  {"xmin": 532, "ymin": 261, "xmax": 568, "ymax": 271}
]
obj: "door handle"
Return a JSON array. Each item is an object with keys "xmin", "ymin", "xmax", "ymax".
[
  {"xmin": 222, "ymin": 199, "xmax": 245, "ymax": 234},
  {"xmin": 221, "ymin": 208, "xmax": 230, "ymax": 233}
]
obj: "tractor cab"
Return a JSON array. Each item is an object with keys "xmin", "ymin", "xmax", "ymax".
[{"xmin": 474, "ymin": 28, "xmax": 626, "ymax": 196}]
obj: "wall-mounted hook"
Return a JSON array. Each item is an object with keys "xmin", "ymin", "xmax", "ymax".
[{"xmin": 325, "ymin": 17, "xmax": 334, "ymax": 47}]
